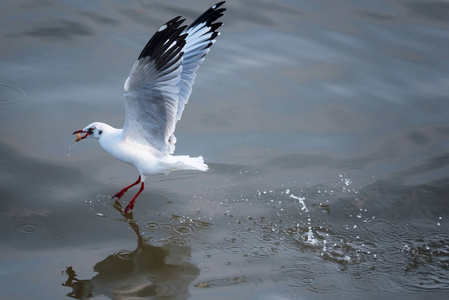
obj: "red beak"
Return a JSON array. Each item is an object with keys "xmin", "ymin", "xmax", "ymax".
[{"xmin": 72, "ymin": 130, "xmax": 91, "ymax": 142}]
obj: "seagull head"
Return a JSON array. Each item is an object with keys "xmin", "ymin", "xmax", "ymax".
[{"xmin": 73, "ymin": 122, "xmax": 104, "ymax": 142}]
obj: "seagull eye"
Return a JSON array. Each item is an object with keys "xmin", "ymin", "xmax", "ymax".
[{"xmin": 89, "ymin": 127, "xmax": 95, "ymax": 132}]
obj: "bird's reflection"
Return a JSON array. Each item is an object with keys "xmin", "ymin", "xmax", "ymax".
[{"xmin": 62, "ymin": 200, "xmax": 199, "ymax": 299}]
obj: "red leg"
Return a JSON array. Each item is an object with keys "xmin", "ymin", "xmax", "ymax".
[
  {"xmin": 112, "ymin": 175, "xmax": 141, "ymax": 199},
  {"xmin": 124, "ymin": 182, "xmax": 144, "ymax": 213}
]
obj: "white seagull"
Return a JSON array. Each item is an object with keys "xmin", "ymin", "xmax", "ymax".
[{"xmin": 73, "ymin": 2, "xmax": 226, "ymax": 213}]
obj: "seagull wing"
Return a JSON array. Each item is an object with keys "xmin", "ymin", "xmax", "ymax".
[
  {"xmin": 122, "ymin": 2, "xmax": 225, "ymax": 154},
  {"xmin": 175, "ymin": 1, "xmax": 226, "ymax": 122},
  {"xmin": 122, "ymin": 17, "xmax": 187, "ymax": 154}
]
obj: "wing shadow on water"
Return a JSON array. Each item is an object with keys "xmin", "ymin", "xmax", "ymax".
[{"xmin": 62, "ymin": 200, "xmax": 199, "ymax": 299}]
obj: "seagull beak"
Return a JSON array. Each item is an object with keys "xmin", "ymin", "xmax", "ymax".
[{"xmin": 72, "ymin": 130, "xmax": 91, "ymax": 142}]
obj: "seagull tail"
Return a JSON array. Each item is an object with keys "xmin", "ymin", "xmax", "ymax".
[
  {"xmin": 167, "ymin": 155, "xmax": 208, "ymax": 172},
  {"xmin": 186, "ymin": 155, "xmax": 208, "ymax": 171}
]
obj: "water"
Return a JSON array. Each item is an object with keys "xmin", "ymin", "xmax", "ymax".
[{"xmin": 1, "ymin": 0, "xmax": 449, "ymax": 299}]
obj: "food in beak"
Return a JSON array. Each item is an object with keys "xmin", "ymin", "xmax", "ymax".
[
  {"xmin": 73, "ymin": 130, "xmax": 90, "ymax": 142},
  {"xmin": 75, "ymin": 132, "xmax": 83, "ymax": 142}
]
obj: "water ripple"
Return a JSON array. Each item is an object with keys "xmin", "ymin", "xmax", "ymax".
[
  {"xmin": 361, "ymin": 218, "xmax": 421, "ymax": 243},
  {"xmin": 144, "ymin": 222, "xmax": 159, "ymax": 230},
  {"xmin": 195, "ymin": 276, "xmax": 247, "ymax": 288},
  {"xmin": 190, "ymin": 219, "xmax": 214, "ymax": 229},
  {"xmin": 15, "ymin": 223, "xmax": 40, "ymax": 234},
  {"xmin": 0, "ymin": 81, "xmax": 28, "ymax": 106},
  {"xmin": 114, "ymin": 250, "xmax": 133, "ymax": 260},
  {"xmin": 159, "ymin": 224, "xmax": 173, "ymax": 231},
  {"xmin": 173, "ymin": 225, "xmax": 193, "ymax": 234},
  {"xmin": 267, "ymin": 265, "xmax": 319, "ymax": 288},
  {"xmin": 399, "ymin": 233, "xmax": 449, "ymax": 291},
  {"xmin": 168, "ymin": 235, "xmax": 191, "ymax": 247}
]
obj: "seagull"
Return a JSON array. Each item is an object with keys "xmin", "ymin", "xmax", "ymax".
[{"xmin": 73, "ymin": 2, "xmax": 226, "ymax": 213}]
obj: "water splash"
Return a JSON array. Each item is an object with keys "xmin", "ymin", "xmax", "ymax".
[
  {"xmin": 289, "ymin": 194, "xmax": 319, "ymax": 246},
  {"xmin": 339, "ymin": 174, "xmax": 359, "ymax": 194},
  {"xmin": 290, "ymin": 194, "xmax": 308, "ymax": 213}
]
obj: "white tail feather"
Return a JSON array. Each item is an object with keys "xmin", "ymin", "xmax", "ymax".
[
  {"xmin": 162, "ymin": 155, "xmax": 208, "ymax": 173},
  {"xmin": 179, "ymin": 155, "xmax": 208, "ymax": 171}
]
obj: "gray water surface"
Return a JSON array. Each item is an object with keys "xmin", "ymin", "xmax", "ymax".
[{"xmin": 1, "ymin": 0, "xmax": 449, "ymax": 299}]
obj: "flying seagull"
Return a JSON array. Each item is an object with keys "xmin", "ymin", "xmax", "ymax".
[{"xmin": 73, "ymin": 2, "xmax": 226, "ymax": 213}]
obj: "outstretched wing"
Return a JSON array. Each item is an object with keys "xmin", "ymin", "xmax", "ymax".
[
  {"xmin": 121, "ymin": 2, "xmax": 226, "ymax": 154},
  {"xmin": 122, "ymin": 17, "xmax": 187, "ymax": 154},
  {"xmin": 175, "ymin": 1, "xmax": 226, "ymax": 121}
]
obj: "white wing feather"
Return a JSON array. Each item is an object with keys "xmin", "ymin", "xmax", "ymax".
[{"xmin": 121, "ymin": 2, "xmax": 226, "ymax": 154}]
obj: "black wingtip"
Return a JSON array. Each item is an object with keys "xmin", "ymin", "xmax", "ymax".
[
  {"xmin": 136, "ymin": 2, "xmax": 226, "ymax": 71},
  {"xmin": 136, "ymin": 16, "xmax": 189, "ymax": 73},
  {"xmin": 214, "ymin": 1, "xmax": 226, "ymax": 9},
  {"xmin": 189, "ymin": 1, "xmax": 227, "ymax": 29}
]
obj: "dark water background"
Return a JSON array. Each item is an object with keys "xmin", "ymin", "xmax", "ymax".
[{"xmin": 1, "ymin": 0, "xmax": 449, "ymax": 299}]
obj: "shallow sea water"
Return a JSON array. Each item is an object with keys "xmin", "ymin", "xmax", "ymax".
[{"xmin": 1, "ymin": 0, "xmax": 449, "ymax": 299}]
